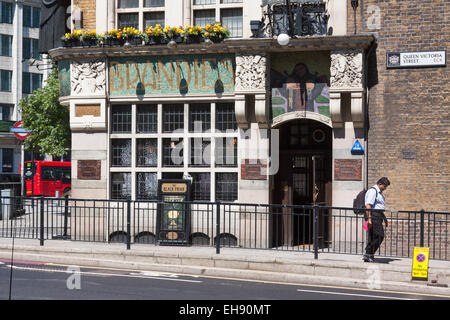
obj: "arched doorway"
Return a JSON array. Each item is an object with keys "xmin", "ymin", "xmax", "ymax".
[{"xmin": 272, "ymin": 119, "xmax": 332, "ymax": 247}]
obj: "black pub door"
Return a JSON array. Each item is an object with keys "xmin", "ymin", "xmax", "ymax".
[{"xmin": 272, "ymin": 120, "xmax": 332, "ymax": 247}]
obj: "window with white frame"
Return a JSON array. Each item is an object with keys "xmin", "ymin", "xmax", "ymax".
[
  {"xmin": 192, "ymin": 0, "xmax": 243, "ymax": 38},
  {"xmin": 116, "ymin": 0, "xmax": 165, "ymax": 30},
  {"xmin": 109, "ymin": 102, "xmax": 239, "ymax": 202}
]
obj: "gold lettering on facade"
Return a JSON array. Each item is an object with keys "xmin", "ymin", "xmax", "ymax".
[
  {"xmin": 201, "ymin": 58, "xmax": 216, "ymax": 89},
  {"xmin": 109, "ymin": 61, "xmax": 123, "ymax": 92}
]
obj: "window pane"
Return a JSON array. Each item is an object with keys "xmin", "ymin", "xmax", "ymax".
[
  {"xmin": 190, "ymin": 172, "xmax": 210, "ymax": 201},
  {"xmin": 190, "ymin": 138, "xmax": 210, "ymax": 167},
  {"xmin": 144, "ymin": 12, "xmax": 165, "ymax": 28},
  {"xmin": 22, "ymin": 72, "xmax": 31, "ymax": 94},
  {"xmin": 1, "ymin": 70, "xmax": 12, "ymax": 92},
  {"xmin": 111, "ymin": 139, "xmax": 132, "ymax": 167},
  {"xmin": 193, "ymin": 10, "xmax": 215, "ymax": 28},
  {"xmin": 221, "ymin": 8, "xmax": 242, "ymax": 37},
  {"xmin": 118, "ymin": 0, "xmax": 139, "ymax": 8},
  {"xmin": 162, "ymin": 104, "xmax": 184, "ymax": 133},
  {"xmin": 23, "ymin": 38, "xmax": 31, "ymax": 59},
  {"xmin": 1, "ymin": 148, "xmax": 13, "ymax": 172},
  {"xmin": 215, "ymin": 172, "xmax": 237, "ymax": 201},
  {"xmin": 111, "ymin": 105, "xmax": 132, "ymax": 133},
  {"xmin": 216, "ymin": 102, "xmax": 237, "ymax": 132},
  {"xmin": 1, "ymin": 2, "xmax": 13, "ymax": 24},
  {"xmin": 32, "ymin": 39, "xmax": 41, "ymax": 59},
  {"xmin": 163, "ymin": 138, "xmax": 183, "ymax": 167},
  {"xmin": 137, "ymin": 104, "xmax": 157, "ymax": 133},
  {"xmin": 215, "ymin": 137, "xmax": 237, "ymax": 167},
  {"xmin": 136, "ymin": 172, "xmax": 157, "ymax": 200},
  {"xmin": 144, "ymin": 0, "xmax": 165, "ymax": 7},
  {"xmin": 136, "ymin": 138, "xmax": 157, "ymax": 167},
  {"xmin": 111, "ymin": 172, "xmax": 131, "ymax": 200},
  {"xmin": 189, "ymin": 103, "xmax": 210, "ymax": 132},
  {"xmin": 118, "ymin": 13, "xmax": 139, "ymax": 29},
  {"xmin": 1, "ymin": 34, "xmax": 12, "ymax": 56},
  {"xmin": 32, "ymin": 7, "xmax": 40, "ymax": 28},
  {"xmin": 32, "ymin": 73, "xmax": 42, "ymax": 91},
  {"xmin": 0, "ymin": 104, "xmax": 12, "ymax": 121},
  {"xmin": 194, "ymin": 0, "xmax": 216, "ymax": 4},
  {"xmin": 23, "ymin": 6, "xmax": 31, "ymax": 27}
]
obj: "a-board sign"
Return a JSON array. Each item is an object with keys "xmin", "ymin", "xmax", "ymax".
[
  {"xmin": 156, "ymin": 179, "xmax": 191, "ymax": 246},
  {"xmin": 411, "ymin": 247, "xmax": 429, "ymax": 280}
]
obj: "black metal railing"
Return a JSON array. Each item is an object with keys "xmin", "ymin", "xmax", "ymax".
[{"xmin": 0, "ymin": 196, "xmax": 448, "ymax": 261}]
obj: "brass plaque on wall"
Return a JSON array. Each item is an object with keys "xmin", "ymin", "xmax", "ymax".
[
  {"xmin": 77, "ymin": 160, "xmax": 101, "ymax": 180},
  {"xmin": 75, "ymin": 104, "xmax": 101, "ymax": 117},
  {"xmin": 334, "ymin": 159, "xmax": 362, "ymax": 181}
]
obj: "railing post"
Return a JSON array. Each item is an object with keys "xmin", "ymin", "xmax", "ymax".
[
  {"xmin": 126, "ymin": 199, "xmax": 131, "ymax": 250},
  {"xmin": 216, "ymin": 202, "xmax": 220, "ymax": 254},
  {"xmin": 313, "ymin": 205, "xmax": 319, "ymax": 259},
  {"xmin": 420, "ymin": 209, "xmax": 425, "ymax": 247},
  {"xmin": 40, "ymin": 196, "xmax": 44, "ymax": 246},
  {"xmin": 63, "ymin": 195, "xmax": 69, "ymax": 239}
]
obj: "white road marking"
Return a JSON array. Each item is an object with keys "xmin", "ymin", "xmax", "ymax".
[
  {"xmin": 296, "ymin": 288, "xmax": 415, "ymax": 300},
  {"xmin": 9, "ymin": 265, "xmax": 203, "ymax": 283}
]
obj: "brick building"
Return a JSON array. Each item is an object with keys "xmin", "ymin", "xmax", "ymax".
[
  {"xmin": 347, "ymin": 0, "xmax": 449, "ymax": 211},
  {"xmin": 45, "ymin": 0, "xmax": 447, "ymax": 245}
]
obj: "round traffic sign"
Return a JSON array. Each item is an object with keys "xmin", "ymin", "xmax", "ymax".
[
  {"xmin": 12, "ymin": 121, "xmax": 31, "ymax": 140},
  {"xmin": 416, "ymin": 253, "xmax": 426, "ymax": 263}
]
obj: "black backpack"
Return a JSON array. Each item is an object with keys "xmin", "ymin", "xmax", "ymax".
[{"xmin": 353, "ymin": 187, "xmax": 377, "ymax": 214}]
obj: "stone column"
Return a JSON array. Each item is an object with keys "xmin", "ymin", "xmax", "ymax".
[
  {"xmin": 329, "ymin": 49, "xmax": 366, "ymax": 208},
  {"xmin": 69, "ymin": 58, "xmax": 108, "ymax": 200},
  {"xmin": 234, "ymin": 52, "xmax": 270, "ymax": 205}
]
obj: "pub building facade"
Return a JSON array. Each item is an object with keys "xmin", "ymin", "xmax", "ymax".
[{"xmin": 49, "ymin": 0, "xmax": 378, "ymax": 246}]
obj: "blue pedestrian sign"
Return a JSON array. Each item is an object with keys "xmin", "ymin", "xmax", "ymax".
[{"xmin": 351, "ymin": 140, "xmax": 364, "ymax": 153}]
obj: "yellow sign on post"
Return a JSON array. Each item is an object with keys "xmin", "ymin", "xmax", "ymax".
[{"xmin": 412, "ymin": 247, "xmax": 429, "ymax": 280}]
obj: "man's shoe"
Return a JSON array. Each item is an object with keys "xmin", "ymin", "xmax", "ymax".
[{"xmin": 363, "ymin": 254, "xmax": 375, "ymax": 262}]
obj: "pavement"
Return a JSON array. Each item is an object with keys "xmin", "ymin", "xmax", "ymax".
[{"xmin": 0, "ymin": 237, "xmax": 449, "ymax": 297}]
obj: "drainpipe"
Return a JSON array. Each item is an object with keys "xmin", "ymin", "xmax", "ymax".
[{"xmin": 364, "ymin": 37, "xmax": 377, "ymax": 189}]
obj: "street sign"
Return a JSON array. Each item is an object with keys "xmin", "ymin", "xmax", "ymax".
[
  {"xmin": 351, "ymin": 140, "xmax": 364, "ymax": 153},
  {"xmin": 11, "ymin": 121, "xmax": 32, "ymax": 140},
  {"xmin": 412, "ymin": 247, "xmax": 429, "ymax": 280}
]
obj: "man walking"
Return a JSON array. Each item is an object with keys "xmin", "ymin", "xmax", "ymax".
[{"xmin": 363, "ymin": 177, "xmax": 390, "ymax": 262}]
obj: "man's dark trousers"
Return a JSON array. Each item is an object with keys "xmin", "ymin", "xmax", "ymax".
[{"xmin": 365, "ymin": 211, "xmax": 385, "ymax": 256}]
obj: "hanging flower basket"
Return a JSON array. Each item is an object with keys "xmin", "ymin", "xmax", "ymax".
[
  {"xmin": 102, "ymin": 29, "xmax": 124, "ymax": 46},
  {"xmin": 184, "ymin": 26, "xmax": 204, "ymax": 44},
  {"xmin": 203, "ymin": 23, "xmax": 230, "ymax": 43}
]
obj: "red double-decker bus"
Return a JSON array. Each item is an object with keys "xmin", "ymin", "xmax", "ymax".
[{"xmin": 23, "ymin": 161, "xmax": 71, "ymax": 196}]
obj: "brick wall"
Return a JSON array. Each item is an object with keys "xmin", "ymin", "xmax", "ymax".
[
  {"xmin": 347, "ymin": 0, "xmax": 449, "ymax": 211},
  {"xmin": 73, "ymin": 0, "xmax": 96, "ymax": 31}
]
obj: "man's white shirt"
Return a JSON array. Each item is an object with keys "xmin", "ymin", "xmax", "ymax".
[{"xmin": 365, "ymin": 185, "xmax": 386, "ymax": 210}]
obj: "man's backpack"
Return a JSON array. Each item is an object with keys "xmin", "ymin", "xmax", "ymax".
[{"xmin": 353, "ymin": 187, "xmax": 377, "ymax": 214}]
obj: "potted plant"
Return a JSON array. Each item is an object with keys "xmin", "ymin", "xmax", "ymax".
[
  {"xmin": 145, "ymin": 24, "xmax": 164, "ymax": 45},
  {"xmin": 122, "ymin": 27, "xmax": 143, "ymax": 45},
  {"xmin": 184, "ymin": 25, "xmax": 204, "ymax": 44},
  {"xmin": 103, "ymin": 29, "xmax": 124, "ymax": 46},
  {"xmin": 61, "ymin": 29, "xmax": 82, "ymax": 47},
  {"xmin": 203, "ymin": 23, "xmax": 230, "ymax": 43},
  {"xmin": 80, "ymin": 30, "xmax": 99, "ymax": 47},
  {"xmin": 163, "ymin": 26, "xmax": 184, "ymax": 44}
]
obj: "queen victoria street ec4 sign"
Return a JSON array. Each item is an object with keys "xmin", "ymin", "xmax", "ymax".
[{"xmin": 387, "ymin": 50, "xmax": 446, "ymax": 69}]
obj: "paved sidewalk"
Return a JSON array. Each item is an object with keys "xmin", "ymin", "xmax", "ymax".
[{"xmin": 0, "ymin": 238, "xmax": 449, "ymax": 297}]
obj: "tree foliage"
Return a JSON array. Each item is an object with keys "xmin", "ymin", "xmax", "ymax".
[{"xmin": 19, "ymin": 68, "xmax": 70, "ymax": 156}]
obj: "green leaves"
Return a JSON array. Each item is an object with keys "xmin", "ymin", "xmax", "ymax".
[{"xmin": 19, "ymin": 68, "xmax": 70, "ymax": 156}]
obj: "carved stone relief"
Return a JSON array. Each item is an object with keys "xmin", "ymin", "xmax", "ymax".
[
  {"xmin": 71, "ymin": 59, "xmax": 106, "ymax": 95},
  {"xmin": 235, "ymin": 53, "xmax": 266, "ymax": 92},
  {"xmin": 330, "ymin": 50, "xmax": 363, "ymax": 89}
]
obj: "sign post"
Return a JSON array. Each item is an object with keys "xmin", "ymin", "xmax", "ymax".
[
  {"xmin": 411, "ymin": 247, "xmax": 429, "ymax": 281},
  {"xmin": 156, "ymin": 179, "xmax": 191, "ymax": 246}
]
